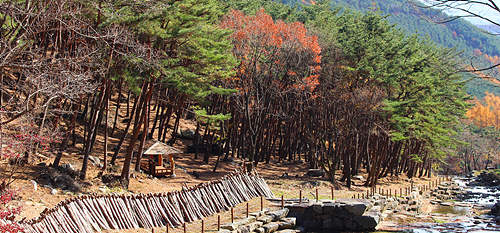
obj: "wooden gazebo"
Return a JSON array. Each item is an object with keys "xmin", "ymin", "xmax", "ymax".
[{"xmin": 141, "ymin": 141, "xmax": 183, "ymax": 177}]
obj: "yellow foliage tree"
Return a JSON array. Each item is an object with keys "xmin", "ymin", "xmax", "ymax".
[{"xmin": 467, "ymin": 92, "xmax": 500, "ymax": 128}]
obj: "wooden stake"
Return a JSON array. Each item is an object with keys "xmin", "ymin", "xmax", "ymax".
[
  {"xmin": 260, "ymin": 196, "xmax": 263, "ymax": 211},
  {"xmin": 231, "ymin": 207, "xmax": 234, "ymax": 223},
  {"xmin": 218, "ymin": 215, "xmax": 220, "ymax": 231},
  {"xmin": 281, "ymin": 195, "xmax": 284, "ymax": 209},
  {"xmin": 316, "ymin": 188, "xmax": 318, "ymax": 202},
  {"xmin": 331, "ymin": 186, "xmax": 334, "ymax": 200},
  {"xmin": 246, "ymin": 202, "xmax": 249, "ymax": 218},
  {"xmin": 184, "ymin": 223, "xmax": 186, "ymax": 233},
  {"xmin": 201, "ymin": 219, "xmax": 204, "ymax": 233},
  {"xmin": 299, "ymin": 190, "xmax": 302, "ymax": 204}
]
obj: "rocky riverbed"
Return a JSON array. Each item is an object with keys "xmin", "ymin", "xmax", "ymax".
[{"xmin": 377, "ymin": 172, "xmax": 500, "ymax": 232}]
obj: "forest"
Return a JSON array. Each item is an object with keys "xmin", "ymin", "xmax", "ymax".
[{"xmin": 0, "ymin": 0, "xmax": 498, "ymax": 198}]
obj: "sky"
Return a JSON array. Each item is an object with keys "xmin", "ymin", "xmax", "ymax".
[{"xmin": 439, "ymin": 0, "xmax": 500, "ymax": 25}]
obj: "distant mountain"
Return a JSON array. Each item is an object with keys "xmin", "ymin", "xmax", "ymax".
[
  {"xmin": 475, "ymin": 24, "xmax": 500, "ymax": 36},
  {"xmin": 282, "ymin": 0, "xmax": 500, "ymax": 57},
  {"xmin": 279, "ymin": 0, "xmax": 500, "ymax": 97}
]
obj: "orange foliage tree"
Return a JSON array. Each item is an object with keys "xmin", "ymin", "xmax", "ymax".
[
  {"xmin": 220, "ymin": 9, "xmax": 321, "ymax": 169},
  {"xmin": 467, "ymin": 91, "xmax": 500, "ymax": 129}
]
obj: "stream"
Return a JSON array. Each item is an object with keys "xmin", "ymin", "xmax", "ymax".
[{"xmin": 380, "ymin": 176, "xmax": 500, "ymax": 233}]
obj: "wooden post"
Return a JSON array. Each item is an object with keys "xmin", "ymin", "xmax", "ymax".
[
  {"xmin": 390, "ymin": 189, "xmax": 392, "ymax": 197},
  {"xmin": 260, "ymin": 196, "xmax": 263, "ymax": 211},
  {"xmin": 331, "ymin": 186, "xmax": 334, "ymax": 200},
  {"xmin": 202, "ymin": 219, "xmax": 204, "ymax": 233},
  {"xmin": 299, "ymin": 190, "xmax": 302, "ymax": 204},
  {"xmin": 281, "ymin": 195, "xmax": 284, "ymax": 209},
  {"xmin": 357, "ymin": 193, "xmax": 359, "ymax": 199},
  {"xmin": 411, "ymin": 180, "xmax": 413, "ymax": 192},
  {"xmin": 184, "ymin": 223, "xmax": 186, "ymax": 233},
  {"xmin": 218, "ymin": 215, "xmax": 220, "ymax": 231},
  {"xmin": 316, "ymin": 188, "xmax": 319, "ymax": 202},
  {"xmin": 231, "ymin": 207, "xmax": 234, "ymax": 223},
  {"xmin": 167, "ymin": 223, "xmax": 169, "ymax": 233},
  {"xmin": 152, "ymin": 228, "xmax": 155, "ymax": 233},
  {"xmin": 246, "ymin": 202, "xmax": 249, "ymax": 218}
]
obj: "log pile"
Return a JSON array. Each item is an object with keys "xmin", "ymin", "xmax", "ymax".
[{"xmin": 20, "ymin": 170, "xmax": 274, "ymax": 233}]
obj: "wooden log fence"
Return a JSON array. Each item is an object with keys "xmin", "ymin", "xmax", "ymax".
[{"xmin": 19, "ymin": 170, "xmax": 274, "ymax": 233}]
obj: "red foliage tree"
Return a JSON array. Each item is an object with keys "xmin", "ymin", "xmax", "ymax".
[{"xmin": 220, "ymin": 9, "xmax": 321, "ymax": 169}]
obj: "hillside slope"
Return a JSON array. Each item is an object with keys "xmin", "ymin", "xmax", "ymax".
[{"xmin": 279, "ymin": 0, "xmax": 500, "ymax": 97}]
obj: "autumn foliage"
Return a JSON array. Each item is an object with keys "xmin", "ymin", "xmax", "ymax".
[
  {"xmin": 467, "ymin": 92, "xmax": 500, "ymax": 129},
  {"xmin": 221, "ymin": 9, "xmax": 321, "ymax": 93}
]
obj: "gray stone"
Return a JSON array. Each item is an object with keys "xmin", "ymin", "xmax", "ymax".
[
  {"xmin": 247, "ymin": 222, "xmax": 263, "ymax": 232},
  {"xmin": 331, "ymin": 217, "xmax": 343, "ymax": 228},
  {"xmin": 255, "ymin": 228, "xmax": 265, "ymax": 233},
  {"xmin": 250, "ymin": 209, "xmax": 270, "ymax": 218},
  {"xmin": 263, "ymin": 223, "xmax": 280, "ymax": 233},
  {"xmin": 312, "ymin": 202, "xmax": 323, "ymax": 213},
  {"xmin": 257, "ymin": 215, "xmax": 273, "ymax": 224},
  {"xmin": 323, "ymin": 218, "xmax": 333, "ymax": 228},
  {"xmin": 237, "ymin": 226, "xmax": 249, "ymax": 233},
  {"xmin": 217, "ymin": 229, "xmax": 234, "ymax": 233},
  {"xmin": 269, "ymin": 208, "xmax": 289, "ymax": 221},
  {"xmin": 306, "ymin": 169, "xmax": 325, "ymax": 177},
  {"xmin": 60, "ymin": 163, "xmax": 74, "ymax": 171},
  {"xmin": 278, "ymin": 217, "xmax": 296, "ymax": 229},
  {"xmin": 354, "ymin": 210, "xmax": 380, "ymax": 229},
  {"xmin": 50, "ymin": 188, "xmax": 58, "ymax": 195},
  {"xmin": 221, "ymin": 222, "xmax": 240, "ymax": 231},
  {"xmin": 89, "ymin": 156, "xmax": 100, "ymax": 165},
  {"xmin": 323, "ymin": 202, "xmax": 340, "ymax": 214},
  {"xmin": 344, "ymin": 219, "xmax": 358, "ymax": 230},
  {"xmin": 344, "ymin": 201, "xmax": 370, "ymax": 216}
]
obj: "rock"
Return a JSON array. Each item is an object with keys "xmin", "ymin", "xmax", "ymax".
[
  {"xmin": 30, "ymin": 180, "xmax": 37, "ymax": 191},
  {"xmin": 38, "ymin": 162, "xmax": 47, "ymax": 167},
  {"xmin": 312, "ymin": 202, "xmax": 323, "ymax": 213},
  {"xmin": 250, "ymin": 209, "xmax": 270, "ymax": 218},
  {"xmin": 323, "ymin": 202, "xmax": 340, "ymax": 214},
  {"xmin": 278, "ymin": 217, "xmax": 296, "ymax": 229},
  {"xmin": 306, "ymin": 169, "xmax": 325, "ymax": 177},
  {"xmin": 262, "ymin": 223, "xmax": 279, "ymax": 233},
  {"xmin": 255, "ymin": 228, "xmax": 265, "ymax": 233},
  {"xmin": 247, "ymin": 222, "xmax": 263, "ymax": 232},
  {"xmin": 353, "ymin": 175, "xmax": 365, "ymax": 181},
  {"xmin": 180, "ymin": 129, "xmax": 196, "ymax": 140},
  {"xmin": 237, "ymin": 225, "xmax": 249, "ymax": 233},
  {"xmin": 50, "ymin": 188, "xmax": 58, "ymax": 195},
  {"xmin": 257, "ymin": 215, "xmax": 273, "ymax": 224},
  {"xmin": 274, "ymin": 230, "xmax": 295, "ymax": 233},
  {"xmin": 354, "ymin": 208, "xmax": 381, "ymax": 229},
  {"xmin": 268, "ymin": 208, "xmax": 289, "ymax": 221},
  {"xmin": 89, "ymin": 156, "xmax": 100, "ymax": 165},
  {"xmin": 60, "ymin": 163, "xmax": 74, "ymax": 171},
  {"xmin": 221, "ymin": 222, "xmax": 239, "ymax": 231},
  {"xmin": 344, "ymin": 201, "xmax": 370, "ymax": 216}
]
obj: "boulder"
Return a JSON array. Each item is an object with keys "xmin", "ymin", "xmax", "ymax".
[
  {"xmin": 262, "ymin": 223, "xmax": 279, "ymax": 233},
  {"xmin": 306, "ymin": 169, "xmax": 325, "ymax": 177},
  {"xmin": 354, "ymin": 208, "xmax": 381, "ymax": 230},
  {"xmin": 278, "ymin": 217, "xmax": 296, "ymax": 229},
  {"xmin": 268, "ymin": 208, "xmax": 289, "ymax": 221}
]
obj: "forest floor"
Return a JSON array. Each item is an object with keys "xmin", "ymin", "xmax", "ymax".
[
  {"xmin": 1, "ymin": 94, "xmax": 449, "ymax": 232},
  {"xmin": 6, "ymin": 136, "xmax": 446, "ymax": 232}
]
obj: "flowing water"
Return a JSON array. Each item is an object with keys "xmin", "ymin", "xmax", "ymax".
[
  {"xmin": 384, "ymin": 177, "xmax": 500, "ymax": 233},
  {"xmin": 310, "ymin": 177, "xmax": 500, "ymax": 232}
]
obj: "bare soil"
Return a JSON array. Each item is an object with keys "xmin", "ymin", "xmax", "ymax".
[{"xmin": 2, "ymin": 94, "xmax": 445, "ymax": 232}]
